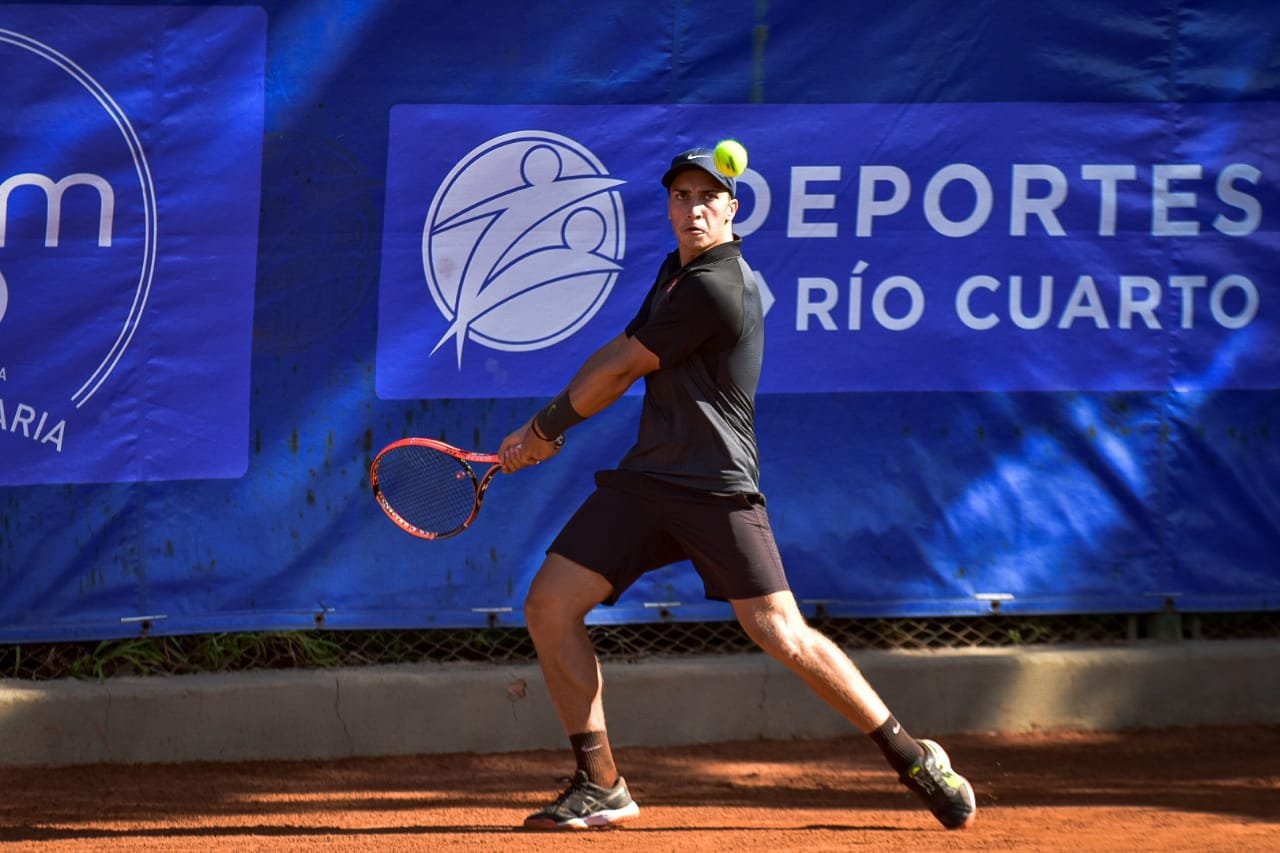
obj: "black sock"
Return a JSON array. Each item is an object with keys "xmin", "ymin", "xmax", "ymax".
[
  {"xmin": 569, "ymin": 730, "xmax": 619, "ymax": 788},
  {"xmin": 868, "ymin": 715, "xmax": 925, "ymax": 774}
]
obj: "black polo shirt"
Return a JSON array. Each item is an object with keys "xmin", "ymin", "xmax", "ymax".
[{"xmin": 616, "ymin": 238, "xmax": 763, "ymax": 494}]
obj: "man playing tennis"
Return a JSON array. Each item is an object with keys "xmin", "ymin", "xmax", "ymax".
[{"xmin": 499, "ymin": 147, "xmax": 976, "ymax": 831}]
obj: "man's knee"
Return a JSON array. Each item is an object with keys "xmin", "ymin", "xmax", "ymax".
[
  {"xmin": 524, "ymin": 572, "xmax": 568, "ymax": 631},
  {"xmin": 737, "ymin": 600, "xmax": 809, "ymax": 659},
  {"xmin": 522, "ymin": 583, "xmax": 548, "ymax": 627},
  {"xmin": 524, "ymin": 553, "xmax": 612, "ymax": 630}
]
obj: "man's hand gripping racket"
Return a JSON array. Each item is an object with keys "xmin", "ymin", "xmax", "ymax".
[{"xmin": 371, "ymin": 431, "xmax": 562, "ymax": 540}]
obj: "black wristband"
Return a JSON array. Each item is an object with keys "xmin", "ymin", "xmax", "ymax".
[{"xmin": 533, "ymin": 390, "xmax": 586, "ymax": 439}]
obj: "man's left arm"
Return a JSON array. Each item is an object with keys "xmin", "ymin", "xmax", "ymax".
[{"xmin": 499, "ymin": 333, "xmax": 660, "ymax": 472}]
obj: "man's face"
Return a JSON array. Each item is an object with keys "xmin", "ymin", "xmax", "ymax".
[{"xmin": 667, "ymin": 169, "xmax": 739, "ymax": 263}]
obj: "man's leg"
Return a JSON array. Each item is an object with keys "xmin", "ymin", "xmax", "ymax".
[
  {"xmin": 731, "ymin": 590, "xmax": 892, "ymax": 729},
  {"xmin": 524, "ymin": 553, "xmax": 614, "ymax": 736},
  {"xmin": 731, "ymin": 590, "xmax": 976, "ymax": 830},
  {"xmin": 521, "ymin": 553, "xmax": 639, "ymax": 830}
]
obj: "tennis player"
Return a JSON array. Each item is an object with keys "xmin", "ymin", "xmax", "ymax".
[{"xmin": 499, "ymin": 147, "xmax": 976, "ymax": 831}]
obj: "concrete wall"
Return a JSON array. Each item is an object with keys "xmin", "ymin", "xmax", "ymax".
[{"xmin": 2, "ymin": 640, "xmax": 1276, "ymax": 767}]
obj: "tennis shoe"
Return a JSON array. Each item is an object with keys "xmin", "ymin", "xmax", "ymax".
[
  {"xmin": 900, "ymin": 739, "xmax": 976, "ymax": 830},
  {"xmin": 523, "ymin": 769, "xmax": 640, "ymax": 830}
]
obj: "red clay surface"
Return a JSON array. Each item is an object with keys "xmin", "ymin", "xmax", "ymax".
[{"xmin": 1, "ymin": 726, "xmax": 1276, "ymax": 852}]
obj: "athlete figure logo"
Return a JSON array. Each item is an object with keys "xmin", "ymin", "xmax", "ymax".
[{"xmin": 423, "ymin": 132, "xmax": 626, "ymax": 368}]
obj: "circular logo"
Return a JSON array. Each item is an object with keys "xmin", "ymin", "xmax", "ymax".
[
  {"xmin": 422, "ymin": 131, "xmax": 626, "ymax": 366},
  {"xmin": 0, "ymin": 28, "xmax": 156, "ymax": 408}
]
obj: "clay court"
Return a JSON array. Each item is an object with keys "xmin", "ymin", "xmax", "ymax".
[{"xmin": 1, "ymin": 725, "xmax": 1275, "ymax": 852}]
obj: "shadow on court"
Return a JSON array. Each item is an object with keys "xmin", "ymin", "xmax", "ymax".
[{"xmin": 0, "ymin": 726, "xmax": 1276, "ymax": 852}]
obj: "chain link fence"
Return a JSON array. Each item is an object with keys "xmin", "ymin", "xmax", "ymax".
[{"xmin": 3, "ymin": 610, "xmax": 1277, "ymax": 681}]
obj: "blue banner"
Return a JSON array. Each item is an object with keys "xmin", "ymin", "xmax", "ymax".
[
  {"xmin": 0, "ymin": 5, "xmax": 266, "ymax": 484},
  {"xmin": 1, "ymin": 1, "xmax": 1277, "ymax": 645},
  {"xmin": 377, "ymin": 103, "xmax": 1278, "ymax": 398}
]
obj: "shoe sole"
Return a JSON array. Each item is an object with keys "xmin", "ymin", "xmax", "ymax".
[
  {"xmin": 948, "ymin": 777, "xmax": 977, "ymax": 830},
  {"xmin": 523, "ymin": 801, "xmax": 640, "ymax": 830}
]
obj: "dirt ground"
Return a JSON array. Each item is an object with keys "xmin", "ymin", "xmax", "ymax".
[{"xmin": 1, "ymin": 725, "xmax": 1276, "ymax": 852}]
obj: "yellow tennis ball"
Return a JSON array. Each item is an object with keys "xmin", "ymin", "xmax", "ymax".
[{"xmin": 713, "ymin": 139, "xmax": 748, "ymax": 177}]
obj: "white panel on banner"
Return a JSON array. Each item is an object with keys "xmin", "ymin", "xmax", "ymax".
[
  {"xmin": 377, "ymin": 104, "xmax": 1277, "ymax": 399},
  {"xmin": 0, "ymin": 6, "xmax": 266, "ymax": 483}
]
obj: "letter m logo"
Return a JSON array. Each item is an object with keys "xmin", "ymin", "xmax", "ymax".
[{"xmin": 0, "ymin": 172, "xmax": 115, "ymax": 247}]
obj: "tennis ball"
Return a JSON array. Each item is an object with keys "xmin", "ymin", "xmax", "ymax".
[{"xmin": 713, "ymin": 139, "xmax": 748, "ymax": 177}]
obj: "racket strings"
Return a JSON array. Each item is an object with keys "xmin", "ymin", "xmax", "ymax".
[{"xmin": 375, "ymin": 446, "xmax": 479, "ymax": 536}]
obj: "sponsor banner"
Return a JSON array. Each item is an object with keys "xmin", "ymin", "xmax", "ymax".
[
  {"xmin": 377, "ymin": 103, "xmax": 1278, "ymax": 398},
  {"xmin": 0, "ymin": 6, "xmax": 266, "ymax": 483}
]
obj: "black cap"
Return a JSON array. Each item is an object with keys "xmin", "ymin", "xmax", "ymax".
[{"xmin": 661, "ymin": 147, "xmax": 736, "ymax": 197}]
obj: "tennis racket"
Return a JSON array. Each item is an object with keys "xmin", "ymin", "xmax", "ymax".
[{"xmin": 370, "ymin": 438, "xmax": 502, "ymax": 540}]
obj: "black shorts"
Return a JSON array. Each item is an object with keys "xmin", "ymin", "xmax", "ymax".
[{"xmin": 548, "ymin": 469, "xmax": 790, "ymax": 605}]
